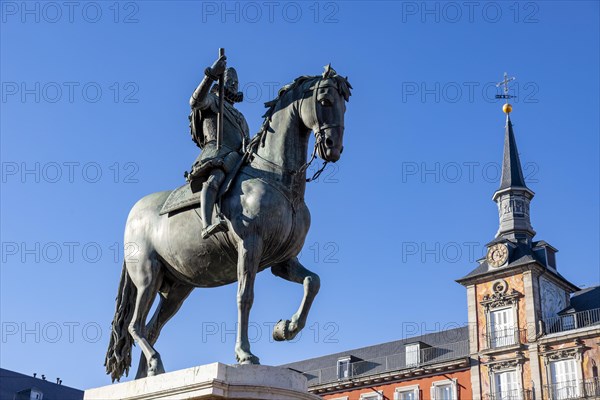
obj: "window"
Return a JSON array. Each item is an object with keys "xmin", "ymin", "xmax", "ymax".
[
  {"xmin": 395, "ymin": 384, "xmax": 420, "ymax": 400},
  {"xmin": 549, "ymin": 359, "xmax": 579, "ymax": 400},
  {"xmin": 406, "ymin": 343, "xmax": 420, "ymax": 366},
  {"xmin": 489, "ymin": 307, "xmax": 516, "ymax": 347},
  {"xmin": 431, "ymin": 379, "xmax": 457, "ymax": 400},
  {"xmin": 494, "ymin": 369, "xmax": 520, "ymax": 400},
  {"xmin": 337, "ymin": 357, "xmax": 351, "ymax": 380},
  {"xmin": 360, "ymin": 392, "xmax": 382, "ymax": 400}
]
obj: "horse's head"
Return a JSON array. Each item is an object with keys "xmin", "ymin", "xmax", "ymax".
[{"xmin": 300, "ymin": 65, "xmax": 352, "ymax": 162}]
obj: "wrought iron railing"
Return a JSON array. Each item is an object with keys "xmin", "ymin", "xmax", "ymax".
[
  {"xmin": 583, "ymin": 378, "xmax": 600, "ymax": 398},
  {"xmin": 483, "ymin": 328, "xmax": 526, "ymax": 349},
  {"xmin": 301, "ymin": 340, "xmax": 469, "ymax": 387},
  {"xmin": 543, "ymin": 308, "xmax": 600, "ymax": 335},
  {"xmin": 544, "ymin": 378, "xmax": 600, "ymax": 399},
  {"xmin": 485, "ymin": 388, "xmax": 534, "ymax": 400}
]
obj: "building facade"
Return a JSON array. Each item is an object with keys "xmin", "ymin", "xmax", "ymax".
[{"xmin": 284, "ymin": 107, "xmax": 600, "ymax": 400}]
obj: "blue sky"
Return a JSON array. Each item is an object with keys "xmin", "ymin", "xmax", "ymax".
[{"xmin": 1, "ymin": 0, "xmax": 599, "ymax": 391}]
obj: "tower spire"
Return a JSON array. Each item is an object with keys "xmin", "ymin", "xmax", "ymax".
[
  {"xmin": 492, "ymin": 73, "xmax": 536, "ymax": 241},
  {"xmin": 498, "ymin": 114, "xmax": 528, "ymax": 191}
]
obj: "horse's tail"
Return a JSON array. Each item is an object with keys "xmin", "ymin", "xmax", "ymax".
[{"xmin": 104, "ymin": 261, "xmax": 136, "ymax": 382}]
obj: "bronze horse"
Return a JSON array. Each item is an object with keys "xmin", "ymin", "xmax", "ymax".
[{"xmin": 104, "ymin": 66, "xmax": 351, "ymax": 382}]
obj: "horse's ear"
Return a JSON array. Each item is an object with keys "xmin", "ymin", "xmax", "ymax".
[{"xmin": 322, "ymin": 64, "xmax": 337, "ymax": 78}]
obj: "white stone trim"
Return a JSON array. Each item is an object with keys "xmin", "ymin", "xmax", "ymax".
[
  {"xmin": 394, "ymin": 384, "xmax": 420, "ymax": 400},
  {"xmin": 430, "ymin": 378, "xmax": 458, "ymax": 400},
  {"xmin": 360, "ymin": 391, "xmax": 383, "ymax": 400}
]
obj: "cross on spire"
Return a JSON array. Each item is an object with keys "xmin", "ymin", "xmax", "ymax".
[{"xmin": 496, "ymin": 72, "xmax": 516, "ymax": 102}]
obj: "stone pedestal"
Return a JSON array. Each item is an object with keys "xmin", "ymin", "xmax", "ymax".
[{"xmin": 84, "ymin": 363, "xmax": 321, "ymax": 400}]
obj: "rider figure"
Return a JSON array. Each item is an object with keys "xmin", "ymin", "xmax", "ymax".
[{"xmin": 186, "ymin": 55, "xmax": 250, "ymax": 239}]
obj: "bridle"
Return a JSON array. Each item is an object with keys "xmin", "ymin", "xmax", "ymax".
[
  {"xmin": 298, "ymin": 78, "xmax": 344, "ymax": 182},
  {"xmin": 246, "ymin": 77, "xmax": 343, "ymax": 182}
]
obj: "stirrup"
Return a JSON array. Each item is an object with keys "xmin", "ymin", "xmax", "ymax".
[{"xmin": 201, "ymin": 220, "xmax": 228, "ymax": 239}]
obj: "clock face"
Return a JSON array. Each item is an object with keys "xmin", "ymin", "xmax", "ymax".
[{"xmin": 487, "ymin": 243, "xmax": 509, "ymax": 267}]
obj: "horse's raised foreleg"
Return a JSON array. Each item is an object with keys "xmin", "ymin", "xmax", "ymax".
[
  {"xmin": 271, "ymin": 257, "xmax": 320, "ymax": 341},
  {"xmin": 127, "ymin": 252, "xmax": 165, "ymax": 379},
  {"xmin": 135, "ymin": 282, "xmax": 193, "ymax": 379},
  {"xmin": 235, "ymin": 236, "xmax": 263, "ymax": 364}
]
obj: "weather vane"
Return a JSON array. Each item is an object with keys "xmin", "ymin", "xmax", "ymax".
[{"xmin": 496, "ymin": 72, "xmax": 516, "ymax": 114}]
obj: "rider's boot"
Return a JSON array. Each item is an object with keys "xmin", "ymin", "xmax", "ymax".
[{"xmin": 201, "ymin": 170, "xmax": 228, "ymax": 239}]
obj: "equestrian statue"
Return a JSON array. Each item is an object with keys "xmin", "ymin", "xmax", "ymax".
[{"xmin": 104, "ymin": 49, "xmax": 352, "ymax": 382}]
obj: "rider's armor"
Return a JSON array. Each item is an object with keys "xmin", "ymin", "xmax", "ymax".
[{"xmin": 187, "ymin": 67, "xmax": 249, "ymax": 238}]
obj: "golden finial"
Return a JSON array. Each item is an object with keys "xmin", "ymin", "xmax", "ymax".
[{"xmin": 496, "ymin": 72, "xmax": 516, "ymax": 114}]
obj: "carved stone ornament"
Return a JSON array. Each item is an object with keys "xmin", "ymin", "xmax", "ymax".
[
  {"xmin": 542, "ymin": 340, "xmax": 585, "ymax": 363},
  {"xmin": 487, "ymin": 358, "xmax": 522, "ymax": 372},
  {"xmin": 492, "ymin": 279, "xmax": 509, "ymax": 294},
  {"xmin": 481, "ymin": 287, "xmax": 522, "ymax": 310},
  {"xmin": 546, "ymin": 349, "xmax": 579, "ymax": 361}
]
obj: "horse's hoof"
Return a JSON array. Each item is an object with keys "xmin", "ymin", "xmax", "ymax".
[
  {"xmin": 236, "ymin": 352, "xmax": 260, "ymax": 365},
  {"xmin": 240, "ymin": 356, "xmax": 260, "ymax": 365},
  {"xmin": 147, "ymin": 357, "xmax": 165, "ymax": 377},
  {"xmin": 273, "ymin": 319, "xmax": 300, "ymax": 341},
  {"xmin": 273, "ymin": 319, "xmax": 289, "ymax": 341}
]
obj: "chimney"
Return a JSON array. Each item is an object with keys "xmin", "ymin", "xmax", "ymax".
[
  {"xmin": 41, "ymin": 375, "xmax": 46, "ymax": 381},
  {"xmin": 33, "ymin": 373, "xmax": 37, "ymax": 378}
]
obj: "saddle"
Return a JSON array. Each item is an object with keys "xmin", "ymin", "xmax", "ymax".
[{"xmin": 159, "ymin": 154, "xmax": 247, "ymax": 216}]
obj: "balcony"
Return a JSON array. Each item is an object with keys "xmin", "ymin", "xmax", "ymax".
[
  {"xmin": 543, "ymin": 308, "xmax": 600, "ymax": 335},
  {"xmin": 544, "ymin": 378, "xmax": 600, "ymax": 400},
  {"xmin": 301, "ymin": 340, "xmax": 469, "ymax": 387},
  {"xmin": 483, "ymin": 328, "xmax": 526, "ymax": 350},
  {"xmin": 485, "ymin": 389, "xmax": 534, "ymax": 400}
]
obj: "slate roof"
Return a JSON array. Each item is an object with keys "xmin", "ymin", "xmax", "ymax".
[
  {"xmin": 558, "ymin": 286, "xmax": 600, "ymax": 314},
  {"xmin": 456, "ymin": 240, "xmax": 576, "ymax": 290},
  {"xmin": 280, "ymin": 326, "xmax": 469, "ymax": 374},
  {"xmin": 458, "ymin": 241, "xmax": 542, "ymax": 281},
  {"xmin": 498, "ymin": 115, "xmax": 528, "ymax": 191},
  {"xmin": 0, "ymin": 369, "xmax": 83, "ymax": 400}
]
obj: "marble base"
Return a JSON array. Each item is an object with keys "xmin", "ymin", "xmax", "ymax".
[{"xmin": 84, "ymin": 363, "xmax": 321, "ymax": 400}]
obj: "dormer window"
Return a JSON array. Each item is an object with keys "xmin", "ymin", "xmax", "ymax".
[
  {"xmin": 14, "ymin": 388, "xmax": 43, "ymax": 400},
  {"xmin": 337, "ymin": 356, "xmax": 351, "ymax": 380},
  {"xmin": 405, "ymin": 343, "xmax": 421, "ymax": 366},
  {"xmin": 533, "ymin": 241, "xmax": 558, "ymax": 271}
]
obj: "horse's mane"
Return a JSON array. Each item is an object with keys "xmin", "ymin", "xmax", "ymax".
[{"xmin": 255, "ymin": 65, "xmax": 352, "ymax": 140}]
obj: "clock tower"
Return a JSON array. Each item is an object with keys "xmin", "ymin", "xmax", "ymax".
[{"xmin": 457, "ymin": 86, "xmax": 580, "ymax": 400}]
